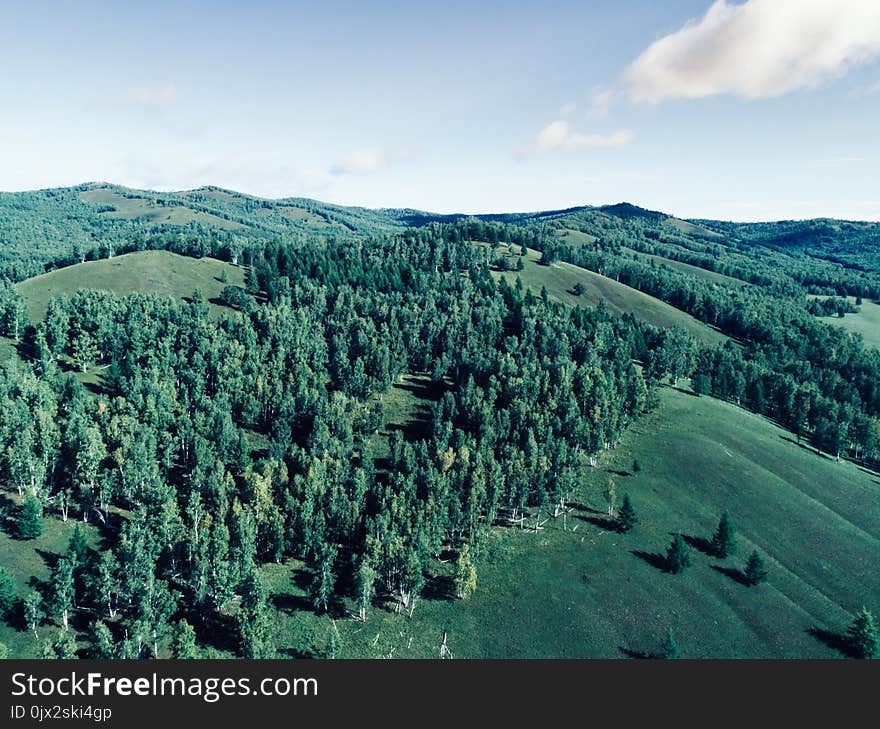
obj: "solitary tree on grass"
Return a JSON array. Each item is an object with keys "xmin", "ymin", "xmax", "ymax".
[
  {"xmin": 665, "ymin": 533, "xmax": 691, "ymax": 574},
  {"xmin": 846, "ymin": 607, "xmax": 878, "ymax": 659},
  {"xmin": 744, "ymin": 550, "xmax": 768, "ymax": 586},
  {"xmin": 616, "ymin": 494, "xmax": 638, "ymax": 533},
  {"xmin": 16, "ymin": 497, "xmax": 43, "ymax": 540},
  {"xmin": 710, "ymin": 512, "xmax": 737, "ymax": 558}
]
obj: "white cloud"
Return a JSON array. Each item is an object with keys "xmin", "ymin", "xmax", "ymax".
[
  {"xmin": 586, "ymin": 86, "xmax": 616, "ymax": 120},
  {"xmin": 330, "ymin": 148, "xmax": 387, "ymax": 176},
  {"xmin": 849, "ymin": 78, "xmax": 880, "ymax": 97},
  {"xmin": 126, "ymin": 83, "xmax": 177, "ymax": 110},
  {"xmin": 560, "ymin": 101, "xmax": 577, "ymax": 115},
  {"xmin": 530, "ymin": 120, "xmax": 634, "ymax": 153},
  {"xmin": 624, "ymin": 0, "xmax": 880, "ymax": 103}
]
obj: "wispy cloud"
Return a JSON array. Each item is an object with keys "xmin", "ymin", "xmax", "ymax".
[
  {"xmin": 849, "ymin": 79, "xmax": 880, "ymax": 98},
  {"xmin": 624, "ymin": 0, "xmax": 880, "ymax": 104},
  {"xmin": 126, "ymin": 83, "xmax": 177, "ymax": 110},
  {"xmin": 585, "ymin": 86, "xmax": 616, "ymax": 120},
  {"xmin": 560, "ymin": 101, "xmax": 577, "ymax": 116},
  {"xmin": 330, "ymin": 148, "xmax": 387, "ymax": 176},
  {"xmin": 329, "ymin": 145, "xmax": 426, "ymax": 177},
  {"xmin": 529, "ymin": 120, "xmax": 634, "ymax": 154}
]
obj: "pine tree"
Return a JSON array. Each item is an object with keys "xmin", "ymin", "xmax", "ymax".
[
  {"xmin": 616, "ymin": 494, "xmax": 638, "ymax": 533},
  {"xmin": 744, "ymin": 550, "xmax": 768, "ymax": 586},
  {"xmin": 657, "ymin": 629, "xmax": 679, "ymax": 659},
  {"xmin": 665, "ymin": 533, "xmax": 691, "ymax": 574},
  {"xmin": 846, "ymin": 607, "xmax": 878, "ymax": 659},
  {"xmin": 16, "ymin": 497, "xmax": 43, "ymax": 540},
  {"xmin": 454, "ymin": 544, "xmax": 477, "ymax": 599},
  {"xmin": 710, "ymin": 511, "xmax": 737, "ymax": 558}
]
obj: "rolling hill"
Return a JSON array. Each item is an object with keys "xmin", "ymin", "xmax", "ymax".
[
  {"xmin": 15, "ymin": 250, "xmax": 245, "ymax": 322},
  {"xmin": 491, "ymin": 245, "xmax": 729, "ymax": 345}
]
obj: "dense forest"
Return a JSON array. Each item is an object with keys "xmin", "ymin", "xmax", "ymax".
[{"xmin": 0, "ymin": 185, "xmax": 878, "ymax": 658}]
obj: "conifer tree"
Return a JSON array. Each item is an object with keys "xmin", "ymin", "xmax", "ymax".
[
  {"xmin": 665, "ymin": 533, "xmax": 691, "ymax": 574},
  {"xmin": 710, "ymin": 511, "xmax": 737, "ymax": 558},
  {"xmin": 744, "ymin": 550, "xmax": 768, "ymax": 586},
  {"xmin": 846, "ymin": 607, "xmax": 878, "ymax": 659},
  {"xmin": 616, "ymin": 494, "xmax": 638, "ymax": 533},
  {"xmin": 16, "ymin": 497, "xmax": 43, "ymax": 540}
]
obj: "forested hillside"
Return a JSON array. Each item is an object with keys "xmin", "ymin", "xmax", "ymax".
[{"xmin": 0, "ymin": 184, "xmax": 877, "ymax": 659}]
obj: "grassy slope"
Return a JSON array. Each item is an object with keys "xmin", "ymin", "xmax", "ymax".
[
  {"xmin": 818, "ymin": 298, "xmax": 880, "ymax": 351},
  {"xmin": 664, "ymin": 218, "xmax": 723, "ymax": 238},
  {"xmin": 79, "ymin": 189, "xmax": 243, "ymax": 230},
  {"xmin": 555, "ymin": 228, "xmax": 598, "ymax": 246},
  {"xmin": 16, "ymin": 250, "xmax": 245, "ymax": 322},
  {"xmin": 262, "ymin": 386, "xmax": 878, "ymax": 659},
  {"xmin": 492, "ymin": 246, "xmax": 728, "ymax": 345},
  {"xmin": 621, "ymin": 246, "xmax": 747, "ymax": 288},
  {"xmin": 0, "ymin": 494, "xmax": 105, "ymax": 658},
  {"xmin": 1, "ymin": 371, "xmax": 876, "ymax": 659}
]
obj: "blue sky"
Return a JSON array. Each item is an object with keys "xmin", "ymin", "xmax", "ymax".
[{"xmin": 1, "ymin": 0, "xmax": 879, "ymax": 220}]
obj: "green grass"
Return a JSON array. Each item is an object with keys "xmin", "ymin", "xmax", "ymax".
[
  {"xmin": 818, "ymin": 298, "xmax": 880, "ymax": 351},
  {"xmin": 664, "ymin": 218, "xmax": 723, "ymax": 238},
  {"xmin": 1, "ymin": 387, "xmax": 876, "ymax": 658},
  {"xmin": 254, "ymin": 386, "xmax": 878, "ymax": 659},
  {"xmin": 491, "ymin": 246, "xmax": 728, "ymax": 345},
  {"xmin": 555, "ymin": 228, "xmax": 598, "ymax": 246},
  {"xmin": 16, "ymin": 250, "xmax": 246, "ymax": 322},
  {"xmin": 621, "ymin": 246, "xmax": 747, "ymax": 288},
  {"xmin": 367, "ymin": 373, "xmax": 441, "ymax": 465},
  {"xmin": 0, "ymin": 494, "xmax": 105, "ymax": 658},
  {"xmin": 79, "ymin": 189, "xmax": 243, "ymax": 230}
]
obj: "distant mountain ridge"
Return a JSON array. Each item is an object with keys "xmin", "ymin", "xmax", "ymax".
[{"xmin": 1, "ymin": 181, "xmax": 878, "ymax": 281}]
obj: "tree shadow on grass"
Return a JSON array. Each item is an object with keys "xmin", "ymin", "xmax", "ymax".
[
  {"xmin": 278, "ymin": 646, "xmax": 318, "ymax": 659},
  {"xmin": 579, "ymin": 514, "xmax": 619, "ymax": 531},
  {"xmin": 807, "ymin": 626, "xmax": 857, "ymax": 658},
  {"xmin": 35, "ymin": 549, "xmax": 61, "ymax": 572},
  {"xmin": 779, "ymin": 435, "xmax": 832, "ymax": 461},
  {"xmin": 618, "ymin": 646, "xmax": 655, "ymax": 659},
  {"xmin": 423, "ymin": 574, "xmax": 455, "ymax": 601},
  {"xmin": 710, "ymin": 565, "xmax": 749, "ymax": 586},
  {"xmin": 270, "ymin": 592, "xmax": 313, "ymax": 615},
  {"xmin": 681, "ymin": 533, "xmax": 716, "ymax": 557},
  {"xmin": 631, "ymin": 550, "xmax": 668, "ymax": 572}
]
